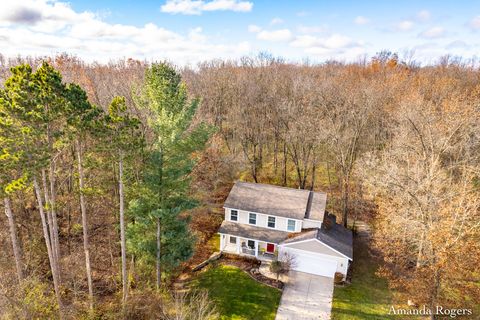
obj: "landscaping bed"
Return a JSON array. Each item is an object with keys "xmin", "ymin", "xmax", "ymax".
[{"xmin": 218, "ymin": 253, "xmax": 283, "ymax": 289}]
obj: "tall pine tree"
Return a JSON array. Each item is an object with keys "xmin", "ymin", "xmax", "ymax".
[{"xmin": 128, "ymin": 63, "xmax": 211, "ymax": 288}]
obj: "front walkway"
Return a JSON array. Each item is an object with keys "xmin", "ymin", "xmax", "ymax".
[
  {"xmin": 259, "ymin": 261, "xmax": 289, "ymax": 282},
  {"xmin": 275, "ymin": 271, "xmax": 334, "ymax": 320}
]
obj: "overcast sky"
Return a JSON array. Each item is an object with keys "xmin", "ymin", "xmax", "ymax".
[{"xmin": 1, "ymin": 0, "xmax": 480, "ymax": 65}]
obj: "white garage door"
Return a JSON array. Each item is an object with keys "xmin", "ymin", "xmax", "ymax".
[{"xmin": 280, "ymin": 247, "xmax": 337, "ymax": 278}]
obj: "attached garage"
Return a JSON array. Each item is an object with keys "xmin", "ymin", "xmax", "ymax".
[
  {"xmin": 280, "ymin": 246, "xmax": 338, "ymax": 278},
  {"xmin": 278, "ymin": 220, "xmax": 353, "ymax": 279}
]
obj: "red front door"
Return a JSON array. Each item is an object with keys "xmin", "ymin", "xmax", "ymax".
[{"xmin": 266, "ymin": 243, "xmax": 275, "ymax": 253}]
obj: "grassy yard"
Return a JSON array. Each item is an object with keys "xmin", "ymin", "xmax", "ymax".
[
  {"xmin": 331, "ymin": 235, "xmax": 395, "ymax": 320},
  {"xmin": 207, "ymin": 233, "xmax": 220, "ymax": 251},
  {"xmin": 192, "ymin": 265, "xmax": 281, "ymax": 320}
]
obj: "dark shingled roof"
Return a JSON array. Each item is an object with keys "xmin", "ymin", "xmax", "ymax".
[
  {"xmin": 218, "ymin": 221, "xmax": 290, "ymax": 244},
  {"xmin": 281, "ymin": 221, "xmax": 353, "ymax": 259},
  {"xmin": 224, "ymin": 181, "xmax": 326, "ymax": 221}
]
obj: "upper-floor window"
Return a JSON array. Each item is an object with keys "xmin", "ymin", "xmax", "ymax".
[
  {"xmin": 230, "ymin": 210, "xmax": 238, "ymax": 221},
  {"xmin": 249, "ymin": 213, "xmax": 257, "ymax": 225},
  {"xmin": 287, "ymin": 219, "xmax": 296, "ymax": 232},
  {"xmin": 267, "ymin": 216, "xmax": 276, "ymax": 228}
]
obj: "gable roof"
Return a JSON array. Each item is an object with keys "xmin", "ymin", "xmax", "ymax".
[
  {"xmin": 281, "ymin": 223, "xmax": 353, "ymax": 260},
  {"xmin": 224, "ymin": 181, "xmax": 327, "ymax": 221},
  {"xmin": 218, "ymin": 221, "xmax": 290, "ymax": 244}
]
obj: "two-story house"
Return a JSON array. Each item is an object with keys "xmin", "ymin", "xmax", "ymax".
[{"xmin": 218, "ymin": 181, "xmax": 352, "ymax": 279}]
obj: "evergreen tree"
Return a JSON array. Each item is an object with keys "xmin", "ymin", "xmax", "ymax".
[
  {"xmin": 0, "ymin": 86, "xmax": 26, "ymax": 284},
  {"xmin": 105, "ymin": 96, "xmax": 142, "ymax": 306},
  {"xmin": 129, "ymin": 63, "xmax": 211, "ymax": 287},
  {"xmin": 65, "ymin": 83, "xmax": 103, "ymax": 311},
  {"xmin": 1, "ymin": 64, "xmax": 64, "ymax": 315}
]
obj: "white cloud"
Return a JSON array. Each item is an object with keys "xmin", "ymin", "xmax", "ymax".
[
  {"xmin": 248, "ymin": 24, "xmax": 261, "ymax": 33},
  {"xmin": 354, "ymin": 16, "xmax": 370, "ymax": 25},
  {"xmin": 290, "ymin": 33, "xmax": 357, "ymax": 50},
  {"xmin": 248, "ymin": 24, "xmax": 293, "ymax": 42},
  {"xmin": 270, "ymin": 17, "xmax": 283, "ymax": 25},
  {"xmin": 297, "ymin": 25, "xmax": 328, "ymax": 34},
  {"xmin": 395, "ymin": 20, "xmax": 414, "ymax": 31},
  {"xmin": 160, "ymin": 0, "xmax": 252, "ymax": 15},
  {"xmin": 257, "ymin": 29, "xmax": 293, "ymax": 42},
  {"xmin": 0, "ymin": 0, "xmax": 250, "ymax": 64},
  {"xmin": 416, "ymin": 10, "xmax": 431, "ymax": 21},
  {"xmin": 446, "ymin": 40, "xmax": 469, "ymax": 49},
  {"xmin": 469, "ymin": 16, "xmax": 480, "ymax": 30},
  {"xmin": 295, "ymin": 34, "xmax": 366, "ymax": 60},
  {"xmin": 419, "ymin": 26, "xmax": 446, "ymax": 39}
]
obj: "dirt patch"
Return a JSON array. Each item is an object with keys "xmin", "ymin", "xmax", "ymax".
[{"xmin": 219, "ymin": 253, "xmax": 261, "ymax": 270}]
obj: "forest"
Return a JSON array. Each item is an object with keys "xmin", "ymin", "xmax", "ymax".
[{"xmin": 0, "ymin": 52, "xmax": 479, "ymax": 319}]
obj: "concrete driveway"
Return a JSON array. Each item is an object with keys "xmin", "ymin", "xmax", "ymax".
[{"xmin": 275, "ymin": 271, "xmax": 334, "ymax": 320}]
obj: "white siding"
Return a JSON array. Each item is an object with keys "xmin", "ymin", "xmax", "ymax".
[
  {"xmin": 281, "ymin": 248, "xmax": 338, "ymax": 277},
  {"xmin": 224, "ymin": 207, "xmax": 302, "ymax": 232},
  {"xmin": 276, "ymin": 216, "xmax": 287, "ymax": 230},
  {"xmin": 239, "ymin": 210, "xmax": 249, "ymax": 224},
  {"xmin": 285, "ymin": 240, "xmax": 345, "ymax": 258},
  {"xmin": 303, "ymin": 219, "xmax": 322, "ymax": 229},
  {"xmin": 257, "ymin": 213, "xmax": 267, "ymax": 227},
  {"xmin": 279, "ymin": 241, "xmax": 350, "ymax": 278}
]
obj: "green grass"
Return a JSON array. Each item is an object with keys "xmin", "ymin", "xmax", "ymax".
[
  {"xmin": 207, "ymin": 233, "xmax": 220, "ymax": 251},
  {"xmin": 331, "ymin": 236, "xmax": 395, "ymax": 320},
  {"xmin": 192, "ymin": 265, "xmax": 281, "ymax": 320}
]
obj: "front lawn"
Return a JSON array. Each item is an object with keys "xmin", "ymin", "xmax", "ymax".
[
  {"xmin": 192, "ymin": 265, "xmax": 281, "ymax": 320},
  {"xmin": 331, "ymin": 235, "xmax": 395, "ymax": 320}
]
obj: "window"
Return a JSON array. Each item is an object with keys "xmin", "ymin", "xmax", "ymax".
[
  {"xmin": 247, "ymin": 240, "xmax": 255, "ymax": 249},
  {"xmin": 229, "ymin": 236, "xmax": 237, "ymax": 244},
  {"xmin": 230, "ymin": 210, "xmax": 238, "ymax": 221},
  {"xmin": 267, "ymin": 216, "xmax": 276, "ymax": 228},
  {"xmin": 249, "ymin": 213, "xmax": 257, "ymax": 225},
  {"xmin": 287, "ymin": 219, "xmax": 296, "ymax": 232}
]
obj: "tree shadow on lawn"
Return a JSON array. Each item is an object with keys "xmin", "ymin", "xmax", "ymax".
[{"xmin": 332, "ymin": 232, "xmax": 394, "ymax": 320}]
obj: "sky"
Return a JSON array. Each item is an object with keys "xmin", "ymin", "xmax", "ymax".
[{"xmin": 0, "ymin": 0, "xmax": 480, "ymax": 66}]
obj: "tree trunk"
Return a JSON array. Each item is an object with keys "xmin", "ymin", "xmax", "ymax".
[
  {"xmin": 251, "ymin": 145, "xmax": 258, "ymax": 183},
  {"xmin": 416, "ymin": 231, "xmax": 425, "ymax": 268},
  {"xmin": 156, "ymin": 217, "xmax": 161, "ymax": 289},
  {"xmin": 310, "ymin": 162, "xmax": 316, "ymax": 191},
  {"xmin": 76, "ymin": 139, "xmax": 94, "ymax": 311},
  {"xmin": 429, "ymin": 269, "xmax": 441, "ymax": 320},
  {"xmin": 4, "ymin": 197, "xmax": 24, "ymax": 283},
  {"xmin": 282, "ymin": 142, "xmax": 287, "ymax": 186},
  {"xmin": 156, "ymin": 150, "xmax": 163, "ymax": 289},
  {"xmin": 33, "ymin": 176, "xmax": 63, "ymax": 317},
  {"xmin": 118, "ymin": 151, "xmax": 128, "ymax": 306},
  {"xmin": 341, "ymin": 176, "xmax": 350, "ymax": 227},
  {"xmin": 273, "ymin": 137, "xmax": 278, "ymax": 175},
  {"xmin": 41, "ymin": 169, "xmax": 60, "ymax": 280},
  {"xmin": 49, "ymin": 160, "xmax": 61, "ymax": 275}
]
